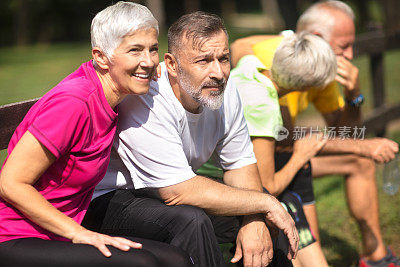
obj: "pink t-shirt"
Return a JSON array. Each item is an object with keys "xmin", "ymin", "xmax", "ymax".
[{"xmin": 0, "ymin": 61, "xmax": 117, "ymax": 242}]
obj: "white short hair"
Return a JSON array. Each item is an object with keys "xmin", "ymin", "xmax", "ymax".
[
  {"xmin": 297, "ymin": 0, "xmax": 355, "ymax": 40},
  {"xmin": 271, "ymin": 32, "xmax": 337, "ymax": 91},
  {"xmin": 91, "ymin": 1, "xmax": 159, "ymax": 59}
]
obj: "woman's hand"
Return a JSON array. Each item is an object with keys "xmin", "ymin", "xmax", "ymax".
[
  {"xmin": 293, "ymin": 133, "xmax": 327, "ymax": 164},
  {"xmin": 71, "ymin": 229, "xmax": 142, "ymax": 257}
]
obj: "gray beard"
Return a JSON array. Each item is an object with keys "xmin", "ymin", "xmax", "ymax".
[{"xmin": 177, "ymin": 65, "xmax": 225, "ymax": 110}]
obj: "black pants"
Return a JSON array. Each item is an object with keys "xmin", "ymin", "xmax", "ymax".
[
  {"xmin": 0, "ymin": 236, "xmax": 192, "ymax": 267},
  {"xmin": 82, "ymin": 189, "xmax": 292, "ymax": 267}
]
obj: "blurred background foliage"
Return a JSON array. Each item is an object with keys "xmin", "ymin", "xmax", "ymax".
[{"xmin": 0, "ymin": 0, "xmax": 397, "ymax": 48}]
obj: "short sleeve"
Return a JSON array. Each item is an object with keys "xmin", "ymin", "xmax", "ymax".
[
  {"xmin": 231, "ymin": 56, "xmax": 282, "ymax": 139},
  {"xmin": 28, "ymin": 96, "xmax": 90, "ymax": 159},
  {"xmin": 310, "ymin": 81, "xmax": 345, "ymax": 114},
  {"xmin": 278, "ymin": 92, "xmax": 302, "ymax": 123},
  {"xmin": 279, "ymin": 94, "xmax": 289, "ymax": 107},
  {"xmin": 252, "ymin": 36, "xmax": 284, "ymax": 69},
  {"xmin": 214, "ymin": 84, "xmax": 257, "ymax": 171}
]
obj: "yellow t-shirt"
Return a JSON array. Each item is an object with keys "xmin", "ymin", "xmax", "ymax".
[{"xmin": 252, "ymin": 36, "xmax": 345, "ymax": 123}]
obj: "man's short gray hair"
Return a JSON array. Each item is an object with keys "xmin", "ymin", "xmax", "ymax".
[
  {"xmin": 297, "ymin": 0, "xmax": 355, "ymax": 40},
  {"xmin": 167, "ymin": 11, "xmax": 228, "ymax": 57},
  {"xmin": 271, "ymin": 32, "xmax": 337, "ymax": 91},
  {"xmin": 91, "ymin": 1, "xmax": 159, "ymax": 59}
]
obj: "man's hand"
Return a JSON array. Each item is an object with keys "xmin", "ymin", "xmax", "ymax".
[
  {"xmin": 231, "ymin": 215, "xmax": 273, "ymax": 267},
  {"xmin": 264, "ymin": 194, "xmax": 298, "ymax": 260},
  {"xmin": 359, "ymin": 138, "xmax": 399, "ymax": 163},
  {"xmin": 292, "ymin": 133, "xmax": 327, "ymax": 165},
  {"xmin": 336, "ymin": 56, "xmax": 360, "ymax": 98}
]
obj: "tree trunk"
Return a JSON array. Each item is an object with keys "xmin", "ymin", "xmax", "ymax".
[
  {"xmin": 383, "ymin": 0, "xmax": 400, "ymax": 34},
  {"xmin": 14, "ymin": 0, "xmax": 29, "ymax": 46},
  {"xmin": 146, "ymin": 0, "xmax": 166, "ymax": 32}
]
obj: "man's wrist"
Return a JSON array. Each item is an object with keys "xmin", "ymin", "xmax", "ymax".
[
  {"xmin": 260, "ymin": 193, "xmax": 277, "ymax": 216},
  {"xmin": 344, "ymin": 84, "xmax": 361, "ymax": 99},
  {"xmin": 242, "ymin": 214, "xmax": 265, "ymax": 225}
]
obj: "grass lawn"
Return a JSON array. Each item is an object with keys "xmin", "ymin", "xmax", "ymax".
[{"xmin": 0, "ymin": 39, "xmax": 399, "ymax": 266}]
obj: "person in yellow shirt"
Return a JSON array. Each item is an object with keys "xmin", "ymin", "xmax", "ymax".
[{"xmin": 231, "ymin": 1, "xmax": 400, "ymax": 266}]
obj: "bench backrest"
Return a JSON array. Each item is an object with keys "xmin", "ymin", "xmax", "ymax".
[{"xmin": 0, "ymin": 99, "xmax": 39, "ymax": 150}]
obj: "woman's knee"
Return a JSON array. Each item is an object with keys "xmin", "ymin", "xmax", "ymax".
[
  {"xmin": 119, "ymin": 250, "xmax": 161, "ymax": 267},
  {"xmin": 156, "ymin": 245, "xmax": 193, "ymax": 266}
]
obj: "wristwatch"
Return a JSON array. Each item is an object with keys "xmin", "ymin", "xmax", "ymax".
[{"xmin": 346, "ymin": 94, "xmax": 364, "ymax": 107}]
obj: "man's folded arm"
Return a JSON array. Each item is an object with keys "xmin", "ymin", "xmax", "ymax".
[{"xmin": 157, "ymin": 168, "xmax": 272, "ymax": 217}]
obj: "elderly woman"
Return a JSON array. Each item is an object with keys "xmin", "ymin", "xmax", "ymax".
[{"xmin": 0, "ymin": 2, "xmax": 191, "ymax": 266}]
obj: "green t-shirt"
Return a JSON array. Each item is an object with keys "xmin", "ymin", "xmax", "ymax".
[{"xmin": 196, "ymin": 55, "xmax": 283, "ymax": 178}]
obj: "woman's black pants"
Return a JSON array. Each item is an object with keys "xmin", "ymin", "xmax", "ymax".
[{"xmin": 0, "ymin": 236, "xmax": 193, "ymax": 267}]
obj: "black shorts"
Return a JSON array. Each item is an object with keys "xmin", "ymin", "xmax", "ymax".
[{"xmin": 275, "ymin": 152, "xmax": 315, "ymax": 205}]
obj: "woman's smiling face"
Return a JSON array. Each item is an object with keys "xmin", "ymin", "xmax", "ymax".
[{"xmin": 108, "ymin": 27, "xmax": 159, "ymax": 95}]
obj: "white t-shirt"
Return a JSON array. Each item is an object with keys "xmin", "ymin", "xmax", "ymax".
[{"xmin": 94, "ymin": 62, "xmax": 256, "ymax": 197}]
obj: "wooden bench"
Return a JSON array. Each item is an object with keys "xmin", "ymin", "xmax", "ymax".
[{"xmin": 0, "ymin": 99, "xmax": 38, "ymax": 151}]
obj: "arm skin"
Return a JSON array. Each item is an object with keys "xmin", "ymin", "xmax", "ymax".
[
  {"xmin": 157, "ymin": 163, "xmax": 299, "ymax": 263},
  {"xmin": 279, "ymin": 105, "xmax": 398, "ymax": 164},
  {"xmin": 252, "ymin": 136, "xmax": 326, "ymax": 196},
  {"xmin": 252, "ymin": 137, "xmax": 300, "ymax": 196},
  {"xmin": 230, "ymin": 35, "xmax": 278, "ymax": 67},
  {"xmin": 0, "ymin": 131, "xmax": 142, "ymax": 257},
  {"xmin": 322, "ymin": 99, "xmax": 398, "ymax": 163},
  {"xmin": 319, "ymin": 137, "xmax": 398, "ymax": 163},
  {"xmin": 158, "ymin": 164, "xmax": 288, "ymax": 217}
]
